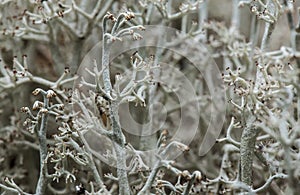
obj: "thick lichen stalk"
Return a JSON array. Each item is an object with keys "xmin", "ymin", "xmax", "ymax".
[
  {"xmin": 240, "ymin": 116, "xmax": 257, "ymax": 185},
  {"xmin": 240, "ymin": 0, "xmax": 276, "ymax": 186},
  {"xmin": 35, "ymin": 97, "xmax": 49, "ymax": 195},
  {"xmin": 102, "ymin": 38, "xmax": 130, "ymax": 195}
]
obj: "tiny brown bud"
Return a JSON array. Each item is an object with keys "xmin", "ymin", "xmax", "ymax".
[
  {"xmin": 46, "ymin": 90, "xmax": 56, "ymax": 98},
  {"xmin": 32, "ymin": 88, "xmax": 42, "ymax": 96}
]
